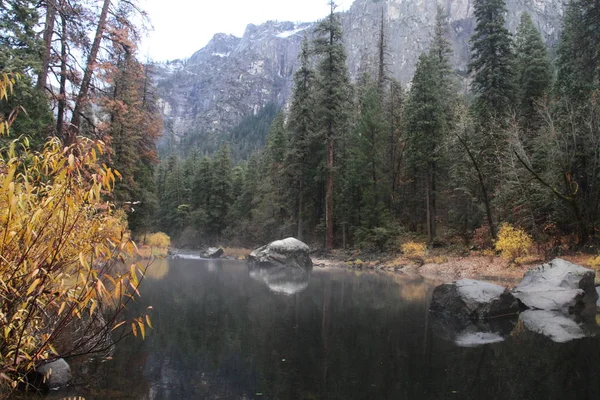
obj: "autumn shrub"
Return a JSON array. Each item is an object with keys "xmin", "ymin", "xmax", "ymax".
[
  {"xmin": 471, "ymin": 224, "xmax": 494, "ymax": 249},
  {"xmin": 0, "ymin": 74, "xmax": 150, "ymax": 391},
  {"xmin": 588, "ymin": 255, "xmax": 600, "ymax": 269},
  {"xmin": 401, "ymin": 241, "xmax": 426, "ymax": 258},
  {"xmin": 495, "ymin": 223, "xmax": 533, "ymax": 263},
  {"xmin": 145, "ymin": 232, "xmax": 171, "ymax": 248}
]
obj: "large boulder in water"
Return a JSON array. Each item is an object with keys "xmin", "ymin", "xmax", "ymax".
[
  {"xmin": 512, "ymin": 258, "xmax": 598, "ymax": 313},
  {"xmin": 430, "ymin": 279, "xmax": 520, "ymax": 320},
  {"xmin": 248, "ymin": 237, "xmax": 312, "ymax": 269}
]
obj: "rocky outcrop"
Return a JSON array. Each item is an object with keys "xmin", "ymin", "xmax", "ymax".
[
  {"xmin": 154, "ymin": 0, "xmax": 564, "ymax": 151},
  {"xmin": 430, "ymin": 279, "xmax": 520, "ymax": 320},
  {"xmin": 513, "ymin": 258, "xmax": 598, "ymax": 313},
  {"xmin": 248, "ymin": 237, "xmax": 312, "ymax": 269},
  {"xmin": 36, "ymin": 358, "xmax": 72, "ymax": 389},
  {"xmin": 200, "ymin": 247, "xmax": 224, "ymax": 259}
]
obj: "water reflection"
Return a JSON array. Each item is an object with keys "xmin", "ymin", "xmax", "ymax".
[
  {"xmin": 39, "ymin": 259, "xmax": 600, "ymax": 400},
  {"xmin": 248, "ymin": 263, "xmax": 311, "ymax": 295}
]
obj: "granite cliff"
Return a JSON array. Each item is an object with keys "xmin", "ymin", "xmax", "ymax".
[{"xmin": 154, "ymin": 0, "xmax": 563, "ymax": 150}]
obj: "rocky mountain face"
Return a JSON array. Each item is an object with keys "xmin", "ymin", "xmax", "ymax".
[{"xmin": 154, "ymin": 0, "xmax": 564, "ymax": 148}]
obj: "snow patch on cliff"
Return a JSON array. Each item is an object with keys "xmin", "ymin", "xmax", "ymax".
[{"xmin": 276, "ymin": 26, "xmax": 308, "ymax": 39}]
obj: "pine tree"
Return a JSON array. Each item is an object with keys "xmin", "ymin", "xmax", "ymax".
[
  {"xmin": 385, "ymin": 78, "xmax": 405, "ymax": 216},
  {"xmin": 313, "ymin": 1, "xmax": 352, "ymax": 249},
  {"xmin": 404, "ymin": 7, "xmax": 455, "ymax": 244},
  {"xmin": 514, "ymin": 12, "xmax": 551, "ymax": 135},
  {"xmin": 0, "ymin": 0, "xmax": 52, "ymax": 147},
  {"xmin": 469, "ymin": 0, "xmax": 515, "ymax": 122},
  {"xmin": 286, "ymin": 36, "xmax": 315, "ymax": 241},
  {"xmin": 209, "ymin": 144, "xmax": 233, "ymax": 240}
]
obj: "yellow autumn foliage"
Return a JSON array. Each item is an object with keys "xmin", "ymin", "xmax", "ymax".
[
  {"xmin": 145, "ymin": 232, "xmax": 171, "ymax": 248},
  {"xmin": 0, "ymin": 74, "xmax": 150, "ymax": 390},
  {"xmin": 588, "ymin": 255, "xmax": 600, "ymax": 269},
  {"xmin": 401, "ymin": 241, "xmax": 426, "ymax": 257},
  {"xmin": 495, "ymin": 224, "xmax": 533, "ymax": 262}
]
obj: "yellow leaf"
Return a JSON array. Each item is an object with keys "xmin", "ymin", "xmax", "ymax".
[
  {"xmin": 138, "ymin": 320, "xmax": 145, "ymax": 340},
  {"xmin": 111, "ymin": 321, "xmax": 126, "ymax": 331},
  {"xmin": 131, "ymin": 322, "xmax": 137, "ymax": 337},
  {"xmin": 145, "ymin": 315, "xmax": 152, "ymax": 329},
  {"xmin": 27, "ymin": 278, "xmax": 41, "ymax": 295},
  {"xmin": 89, "ymin": 300, "xmax": 97, "ymax": 317}
]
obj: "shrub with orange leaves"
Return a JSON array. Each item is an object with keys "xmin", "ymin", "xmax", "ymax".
[{"xmin": 0, "ymin": 74, "xmax": 150, "ymax": 391}]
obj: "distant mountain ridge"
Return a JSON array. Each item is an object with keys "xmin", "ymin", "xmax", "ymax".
[{"xmin": 154, "ymin": 0, "xmax": 564, "ymax": 152}]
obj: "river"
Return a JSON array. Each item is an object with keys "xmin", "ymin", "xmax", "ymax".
[{"xmin": 42, "ymin": 257, "xmax": 600, "ymax": 399}]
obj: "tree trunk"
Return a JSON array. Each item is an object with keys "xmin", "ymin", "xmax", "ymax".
[
  {"xmin": 456, "ymin": 133, "xmax": 497, "ymax": 240},
  {"xmin": 56, "ymin": 7, "xmax": 67, "ymax": 137},
  {"xmin": 297, "ymin": 180, "xmax": 304, "ymax": 241},
  {"xmin": 326, "ymin": 134, "xmax": 335, "ymax": 250},
  {"xmin": 37, "ymin": 0, "xmax": 57, "ymax": 91},
  {"xmin": 68, "ymin": 0, "xmax": 111, "ymax": 144}
]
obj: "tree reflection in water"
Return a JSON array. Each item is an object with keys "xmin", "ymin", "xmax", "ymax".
[{"xmin": 49, "ymin": 259, "xmax": 600, "ymax": 400}]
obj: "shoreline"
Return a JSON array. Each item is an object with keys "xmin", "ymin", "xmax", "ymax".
[{"xmin": 312, "ymin": 252, "xmax": 598, "ymax": 287}]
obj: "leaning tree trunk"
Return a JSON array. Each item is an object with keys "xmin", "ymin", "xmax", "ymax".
[
  {"xmin": 68, "ymin": 0, "xmax": 111, "ymax": 144},
  {"xmin": 37, "ymin": 0, "xmax": 57, "ymax": 91}
]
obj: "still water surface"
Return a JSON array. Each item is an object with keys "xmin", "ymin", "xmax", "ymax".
[{"xmin": 50, "ymin": 258, "xmax": 600, "ymax": 399}]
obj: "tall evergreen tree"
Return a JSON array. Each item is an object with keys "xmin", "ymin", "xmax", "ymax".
[
  {"xmin": 313, "ymin": 1, "xmax": 352, "ymax": 249},
  {"xmin": 469, "ymin": 0, "xmax": 515, "ymax": 121},
  {"xmin": 514, "ymin": 12, "xmax": 552, "ymax": 135},
  {"xmin": 286, "ymin": 36, "xmax": 316, "ymax": 241},
  {"xmin": 404, "ymin": 6, "xmax": 455, "ymax": 244},
  {"xmin": 209, "ymin": 144, "xmax": 233, "ymax": 240}
]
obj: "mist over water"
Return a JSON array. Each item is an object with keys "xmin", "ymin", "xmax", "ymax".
[{"xmin": 48, "ymin": 259, "xmax": 600, "ymax": 400}]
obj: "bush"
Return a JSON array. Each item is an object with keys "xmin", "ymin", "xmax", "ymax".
[
  {"xmin": 401, "ymin": 241, "xmax": 426, "ymax": 258},
  {"xmin": 588, "ymin": 255, "xmax": 600, "ymax": 269},
  {"xmin": 495, "ymin": 224, "xmax": 533, "ymax": 262},
  {"xmin": 145, "ymin": 232, "xmax": 171, "ymax": 248},
  {"xmin": 0, "ymin": 74, "xmax": 150, "ymax": 390}
]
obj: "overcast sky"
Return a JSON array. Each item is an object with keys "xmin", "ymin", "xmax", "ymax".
[{"xmin": 140, "ymin": 0, "xmax": 354, "ymax": 62}]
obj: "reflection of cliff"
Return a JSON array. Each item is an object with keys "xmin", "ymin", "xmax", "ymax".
[{"xmin": 80, "ymin": 260, "xmax": 600, "ymax": 400}]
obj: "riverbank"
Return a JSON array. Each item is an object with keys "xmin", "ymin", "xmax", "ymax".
[{"xmin": 312, "ymin": 249, "xmax": 599, "ymax": 287}]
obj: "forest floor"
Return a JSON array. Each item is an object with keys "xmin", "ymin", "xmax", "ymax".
[{"xmin": 311, "ymin": 249, "xmax": 599, "ymax": 287}]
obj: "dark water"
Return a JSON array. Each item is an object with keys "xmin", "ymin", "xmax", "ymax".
[{"xmin": 48, "ymin": 258, "xmax": 600, "ymax": 400}]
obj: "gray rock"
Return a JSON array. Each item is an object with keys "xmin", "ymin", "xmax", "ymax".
[
  {"xmin": 519, "ymin": 310, "xmax": 585, "ymax": 343},
  {"xmin": 36, "ymin": 358, "xmax": 71, "ymax": 389},
  {"xmin": 200, "ymin": 247, "xmax": 224, "ymax": 259},
  {"xmin": 248, "ymin": 237, "xmax": 312, "ymax": 269},
  {"xmin": 430, "ymin": 279, "xmax": 520, "ymax": 320},
  {"xmin": 513, "ymin": 258, "xmax": 598, "ymax": 313}
]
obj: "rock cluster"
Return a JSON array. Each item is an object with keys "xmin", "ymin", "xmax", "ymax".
[{"xmin": 429, "ymin": 258, "xmax": 599, "ymax": 345}]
